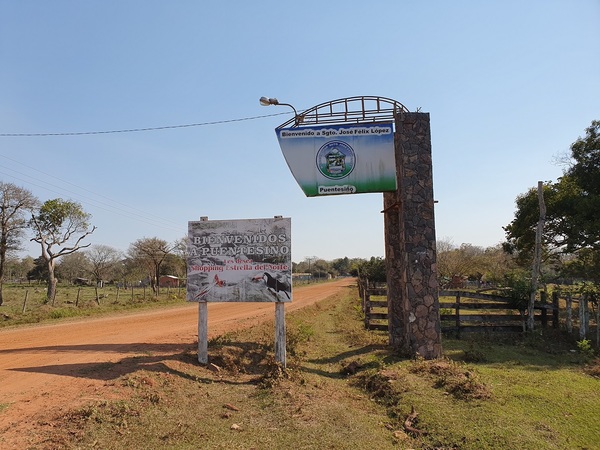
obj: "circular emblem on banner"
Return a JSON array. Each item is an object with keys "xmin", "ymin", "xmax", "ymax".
[{"xmin": 316, "ymin": 140, "xmax": 356, "ymax": 179}]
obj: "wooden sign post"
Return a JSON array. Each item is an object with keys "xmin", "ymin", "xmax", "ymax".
[
  {"xmin": 198, "ymin": 301, "xmax": 208, "ymax": 364},
  {"xmin": 274, "ymin": 302, "xmax": 286, "ymax": 367},
  {"xmin": 187, "ymin": 216, "xmax": 291, "ymax": 368}
]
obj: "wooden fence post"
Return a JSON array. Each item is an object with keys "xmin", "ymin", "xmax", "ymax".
[
  {"xmin": 131, "ymin": 286, "xmax": 134, "ymax": 302},
  {"xmin": 22, "ymin": 291, "xmax": 29, "ymax": 313},
  {"xmin": 95, "ymin": 287, "xmax": 100, "ymax": 305},
  {"xmin": 541, "ymin": 291, "xmax": 547, "ymax": 328},
  {"xmin": 364, "ymin": 290, "xmax": 371, "ymax": 329},
  {"xmin": 552, "ymin": 291, "xmax": 559, "ymax": 329},
  {"xmin": 275, "ymin": 302, "xmax": 286, "ymax": 368},
  {"xmin": 566, "ymin": 293, "xmax": 573, "ymax": 334},
  {"xmin": 596, "ymin": 299, "xmax": 600, "ymax": 349},
  {"xmin": 198, "ymin": 302, "xmax": 208, "ymax": 364},
  {"xmin": 579, "ymin": 294, "xmax": 588, "ymax": 340},
  {"xmin": 116, "ymin": 286, "xmax": 120, "ymax": 303},
  {"xmin": 76, "ymin": 288, "xmax": 81, "ymax": 307},
  {"xmin": 455, "ymin": 292, "xmax": 461, "ymax": 336}
]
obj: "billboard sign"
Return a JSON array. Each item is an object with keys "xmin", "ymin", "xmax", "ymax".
[
  {"xmin": 186, "ymin": 217, "xmax": 292, "ymax": 302},
  {"xmin": 276, "ymin": 122, "xmax": 396, "ymax": 197}
]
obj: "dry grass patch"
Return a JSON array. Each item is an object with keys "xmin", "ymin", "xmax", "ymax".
[
  {"xmin": 409, "ymin": 358, "xmax": 492, "ymax": 400},
  {"xmin": 584, "ymin": 357, "xmax": 600, "ymax": 378}
]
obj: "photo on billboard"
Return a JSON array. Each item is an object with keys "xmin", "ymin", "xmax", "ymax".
[{"xmin": 186, "ymin": 217, "xmax": 292, "ymax": 302}]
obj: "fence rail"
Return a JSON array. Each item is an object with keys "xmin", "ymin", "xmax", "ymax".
[
  {"xmin": 358, "ymin": 279, "xmax": 598, "ymax": 345},
  {"xmin": 358, "ymin": 279, "xmax": 387, "ymax": 331},
  {"xmin": 439, "ymin": 289, "xmax": 560, "ymax": 335}
]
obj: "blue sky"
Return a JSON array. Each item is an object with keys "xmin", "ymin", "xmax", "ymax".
[{"xmin": 1, "ymin": 1, "xmax": 599, "ymax": 262}]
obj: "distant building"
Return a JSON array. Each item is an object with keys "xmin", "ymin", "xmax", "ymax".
[
  {"xmin": 292, "ymin": 273, "xmax": 311, "ymax": 281},
  {"xmin": 159, "ymin": 275, "xmax": 179, "ymax": 288}
]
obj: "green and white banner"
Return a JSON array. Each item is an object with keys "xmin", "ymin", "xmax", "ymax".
[{"xmin": 276, "ymin": 122, "xmax": 396, "ymax": 196}]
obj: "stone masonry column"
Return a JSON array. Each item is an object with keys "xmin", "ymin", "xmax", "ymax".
[{"xmin": 384, "ymin": 112, "xmax": 442, "ymax": 359}]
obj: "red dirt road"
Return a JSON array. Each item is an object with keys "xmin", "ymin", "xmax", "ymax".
[{"xmin": 0, "ymin": 278, "xmax": 355, "ymax": 448}]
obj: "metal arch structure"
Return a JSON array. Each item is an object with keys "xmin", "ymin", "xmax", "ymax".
[{"xmin": 276, "ymin": 96, "xmax": 410, "ymax": 129}]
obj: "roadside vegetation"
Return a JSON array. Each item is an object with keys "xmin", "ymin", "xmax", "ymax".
[
  {"xmin": 0, "ymin": 282, "xmax": 186, "ymax": 328},
  {"xmin": 24, "ymin": 284, "xmax": 600, "ymax": 450}
]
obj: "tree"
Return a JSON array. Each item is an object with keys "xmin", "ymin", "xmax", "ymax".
[
  {"xmin": 5, "ymin": 255, "xmax": 35, "ymax": 282},
  {"xmin": 436, "ymin": 240, "xmax": 486, "ymax": 286},
  {"xmin": 332, "ymin": 257, "xmax": 352, "ymax": 276},
  {"xmin": 30, "ymin": 199, "xmax": 96, "ymax": 301},
  {"xmin": 313, "ymin": 258, "xmax": 333, "ymax": 279},
  {"xmin": 479, "ymin": 245, "xmax": 517, "ymax": 285},
  {"xmin": 560, "ymin": 120, "xmax": 600, "ymax": 251},
  {"xmin": 0, "ymin": 183, "xmax": 39, "ymax": 305},
  {"xmin": 356, "ymin": 257, "xmax": 387, "ymax": 284},
  {"xmin": 166, "ymin": 237, "xmax": 188, "ymax": 280},
  {"xmin": 56, "ymin": 252, "xmax": 91, "ymax": 283},
  {"xmin": 503, "ymin": 181, "xmax": 573, "ymax": 267},
  {"xmin": 504, "ymin": 120, "xmax": 600, "ymax": 261},
  {"xmin": 86, "ymin": 244, "xmax": 123, "ymax": 284},
  {"xmin": 128, "ymin": 237, "xmax": 172, "ymax": 294},
  {"xmin": 27, "ymin": 256, "xmax": 49, "ymax": 282},
  {"xmin": 503, "ymin": 121, "xmax": 600, "ymax": 331}
]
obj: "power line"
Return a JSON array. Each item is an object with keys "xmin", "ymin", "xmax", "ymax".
[
  {"xmin": 0, "ymin": 111, "xmax": 291, "ymax": 137},
  {"xmin": 0, "ymin": 153, "xmax": 182, "ymax": 229}
]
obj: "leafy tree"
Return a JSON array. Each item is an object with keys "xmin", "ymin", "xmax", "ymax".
[
  {"xmin": 86, "ymin": 244, "xmax": 123, "ymax": 284},
  {"xmin": 502, "ymin": 181, "xmax": 573, "ymax": 267},
  {"xmin": 313, "ymin": 258, "xmax": 333, "ymax": 279},
  {"xmin": 0, "ymin": 183, "xmax": 39, "ymax": 304},
  {"xmin": 560, "ymin": 248, "xmax": 600, "ymax": 285},
  {"xmin": 56, "ymin": 251, "xmax": 91, "ymax": 283},
  {"xmin": 30, "ymin": 199, "xmax": 96, "ymax": 301},
  {"xmin": 560, "ymin": 120, "xmax": 600, "ymax": 251},
  {"xmin": 332, "ymin": 257, "xmax": 352, "ymax": 276},
  {"xmin": 356, "ymin": 257, "xmax": 387, "ymax": 284},
  {"xmin": 479, "ymin": 245, "xmax": 517, "ymax": 285},
  {"xmin": 5, "ymin": 255, "xmax": 35, "ymax": 282},
  {"xmin": 27, "ymin": 256, "xmax": 49, "ymax": 282},
  {"xmin": 128, "ymin": 237, "xmax": 172, "ymax": 294},
  {"xmin": 504, "ymin": 120, "xmax": 600, "ymax": 265}
]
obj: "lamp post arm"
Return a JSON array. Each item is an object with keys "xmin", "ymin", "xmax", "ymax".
[{"xmin": 259, "ymin": 96, "xmax": 301, "ymax": 126}]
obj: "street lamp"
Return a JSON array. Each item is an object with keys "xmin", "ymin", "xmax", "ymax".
[{"xmin": 259, "ymin": 96, "xmax": 302, "ymax": 126}]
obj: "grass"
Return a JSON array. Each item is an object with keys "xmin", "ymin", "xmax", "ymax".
[
  {"xmin": 0, "ymin": 282, "xmax": 186, "ymax": 328},
  {"xmin": 7, "ymin": 284, "xmax": 600, "ymax": 449}
]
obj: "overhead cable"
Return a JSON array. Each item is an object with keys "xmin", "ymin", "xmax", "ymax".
[{"xmin": 0, "ymin": 111, "xmax": 291, "ymax": 137}]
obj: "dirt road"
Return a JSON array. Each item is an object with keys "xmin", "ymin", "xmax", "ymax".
[{"xmin": 0, "ymin": 278, "xmax": 355, "ymax": 446}]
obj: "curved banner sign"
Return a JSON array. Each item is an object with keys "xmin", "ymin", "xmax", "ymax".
[
  {"xmin": 276, "ymin": 122, "xmax": 396, "ymax": 196},
  {"xmin": 187, "ymin": 217, "xmax": 292, "ymax": 302}
]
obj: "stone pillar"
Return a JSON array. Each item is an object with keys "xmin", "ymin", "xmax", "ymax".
[
  {"xmin": 384, "ymin": 112, "xmax": 442, "ymax": 359},
  {"xmin": 383, "ymin": 190, "xmax": 407, "ymax": 348}
]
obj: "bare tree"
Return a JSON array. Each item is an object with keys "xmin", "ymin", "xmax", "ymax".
[
  {"xmin": 128, "ymin": 237, "xmax": 172, "ymax": 294},
  {"xmin": 30, "ymin": 199, "xmax": 96, "ymax": 302},
  {"xmin": 0, "ymin": 183, "xmax": 39, "ymax": 305},
  {"xmin": 170, "ymin": 236, "xmax": 188, "ymax": 280},
  {"xmin": 86, "ymin": 244, "xmax": 123, "ymax": 285}
]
